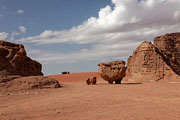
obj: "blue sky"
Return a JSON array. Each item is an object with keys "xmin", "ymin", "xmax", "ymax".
[
  {"xmin": 0, "ymin": 0, "xmax": 180, "ymax": 75},
  {"xmin": 0, "ymin": 0, "xmax": 111, "ymax": 34}
]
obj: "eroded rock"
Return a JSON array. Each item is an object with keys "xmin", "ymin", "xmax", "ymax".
[
  {"xmin": 0, "ymin": 40, "xmax": 43, "ymax": 76},
  {"xmin": 98, "ymin": 61, "xmax": 126, "ymax": 84},
  {"xmin": 0, "ymin": 76, "xmax": 61, "ymax": 91},
  {"xmin": 154, "ymin": 33, "xmax": 180, "ymax": 75},
  {"xmin": 0, "ymin": 40, "xmax": 61, "ymax": 92},
  {"xmin": 86, "ymin": 77, "xmax": 97, "ymax": 85},
  {"xmin": 125, "ymin": 33, "xmax": 180, "ymax": 82}
]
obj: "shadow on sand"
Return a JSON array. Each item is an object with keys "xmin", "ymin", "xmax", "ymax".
[
  {"xmin": 95, "ymin": 82, "xmax": 142, "ymax": 85},
  {"xmin": 121, "ymin": 83, "xmax": 142, "ymax": 85}
]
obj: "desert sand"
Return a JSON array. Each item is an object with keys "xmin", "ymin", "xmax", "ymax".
[{"xmin": 0, "ymin": 72, "xmax": 180, "ymax": 120}]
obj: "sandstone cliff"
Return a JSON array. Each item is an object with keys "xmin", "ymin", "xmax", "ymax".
[
  {"xmin": 124, "ymin": 33, "xmax": 180, "ymax": 82},
  {"xmin": 0, "ymin": 40, "xmax": 61, "ymax": 91},
  {"xmin": 0, "ymin": 40, "xmax": 43, "ymax": 76}
]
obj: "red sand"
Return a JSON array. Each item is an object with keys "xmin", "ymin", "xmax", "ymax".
[
  {"xmin": 0, "ymin": 72, "xmax": 180, "ymax": 120},
  {"xmin": 48, "ymin": 72, "xmax": 102, "ymax": 83}
]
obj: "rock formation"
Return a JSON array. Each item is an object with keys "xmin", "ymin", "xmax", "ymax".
[
  {"xmin": 98, "ymin": 61, "xmax": 126, "ymax": 84},
  {"xmin": 0, "ymin": 40, "xmax": 61, "ymax": 91},
  {"xmin": 0, "ymin": 40, "xmax": 43, "ymax": 76},
  {"xmin": 154, "ymin": 33, "xmax": 180, "ymax": 75},
  {"xmin": 86, "ymin": 77, "xmax": 97, "ymax": 85},
  {"xmin": 0, "ymin": 75, "xmax": 61, "ymax": 91},
  {"xmin": 125, "ymin": 33, "xmax": 180, "ymax": 82}
]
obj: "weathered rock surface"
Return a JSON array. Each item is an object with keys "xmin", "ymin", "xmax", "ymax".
[
  {"xmin": 0, "ymin": 40, "xmax": 43, "ymax": 76},
  {"xmin": 98, "ymin": 61, "xmax": 126, "ymax": 84},
  {"xmin": 0, "ymin": 75, "xmax": 61, "ymax": 91},
  {"xmin": 0, "ymin": 40, "xmax": 61, "ymax": 92},
  {"xmin": 154, "ymin": 33, "xmax": 180, "ymax": 75},
  {"xmin": 124, "ymin": 33, "xmax": 180, "ymax": 82}
]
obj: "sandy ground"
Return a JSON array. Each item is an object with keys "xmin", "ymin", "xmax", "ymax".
[{"xmin": 0, "ymin": 72, "xmax": 180, "ymax": 120}]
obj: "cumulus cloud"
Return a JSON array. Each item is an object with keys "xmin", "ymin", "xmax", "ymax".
[
  {"xmin": 10, "ymin": 31, "xmax": 20, "ymax": 41},
  {"xmin": 16, "ymin": 9, "xmax": 24, "ymax": 14},
  {"xmin": 17, "ymin": 0, "xmax": 180, "ymax": 64},
  {"xmin": 0, "ymin": 32, "xmax": 8, "ymax": 40},
  {"xmin": 9, "ymin": 26, "xmax": 27, "ymax": 41},
  {"xmin": 28, "ymin": 41, "xmax": 141, "ymax": 65},
  {"xmin": 19, "ymin": 26, "xmax": 26, "ymax": 33}
]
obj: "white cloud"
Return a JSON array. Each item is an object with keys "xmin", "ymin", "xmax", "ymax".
[
  {"xmin": 16, "ymin": 9, "xmax": 24, "ymax": 14},
  {"xmin": 9, "ymin": 26, "xmax": 27, "ymax": 41},
  {"xmin": 18, "ymin": 26, "xmax": 26, "ymax": 33},
  {"xmin": 0, "ymin": 32, "xmax": 8, "ymax": 40},
  {"xmin": 18, "ymin": 0, "xmax": 180, "ymax": 44},
  {"xmin": 17, "ymin": 0, "xmax": 180, "ymax": 65},
  {"xmin": 28, "ymin": 41, "xmax": 140, "ymax": 64},
  {"xmin": 10, "ymin": 31, "xmax": 20, "ymax": 41}
]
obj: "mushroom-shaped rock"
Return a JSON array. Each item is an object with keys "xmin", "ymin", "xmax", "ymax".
[{"xmin": 98, "ymin": 61, "xmax": 126, "ymax": 84}]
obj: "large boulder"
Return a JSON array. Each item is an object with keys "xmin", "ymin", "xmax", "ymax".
[
  {"xmin": 0, "ymin": 40, "xmax": 43, "ymax": 76},
  {"xmin": 124, "ymin": 33, "xmax": 180, "ymax": 82},
  {"xmin": 98, "ymin": 61, "xmax": 126, "ymax": 84}
]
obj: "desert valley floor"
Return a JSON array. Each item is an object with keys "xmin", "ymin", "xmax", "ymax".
[{"xmin": 0, "ymin": 72, "xmax": 180, "ymax": 120}]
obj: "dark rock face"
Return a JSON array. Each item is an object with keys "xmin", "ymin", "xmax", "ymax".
[
  {"xmin": 125, "ymin": 33, "xmax": 180, "ymax": 82},
  {"xmin": 98, "ymin": 61, "xmax": 126, "ymax": 84},
  {"xmin": 0, "ymin": 40, "xmax": 43, "ymax": 76},
  {"xmin": 154, "ymin": 33, "xmax": 180, "ymax": 75}
]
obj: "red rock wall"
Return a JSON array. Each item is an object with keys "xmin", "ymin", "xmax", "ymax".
[
  {"xmin": 154, "ymin": 33, "xmax": 180, "ymax": 75},
  {"xmin": 124, "ymin": 33, "xmax": 180, "ymax": 82},
  {"xmin": 0, "ymin": 40, "xmax": 43, "ymax": 76}
]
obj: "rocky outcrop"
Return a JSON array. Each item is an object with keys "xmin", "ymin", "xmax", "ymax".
[
  {"xmin": 0, "ymin": 40, "xmax": 61, "ymax": 92},
  {"xmin": 154, "ymin": 33, "xmax": 180, "ymax": 75},
  {"xmin": 0, "ymin": 40, "xmax": 43, "ymax": 76},
  {"xmin": 0, "ymin": 75, "xmax": 61, "ymax": 91},
  {"xmin": 98, "ymin": 61, "xmax": 126, "ymax": 84},
  {"xmin": 125, "ymin": 33, "xmax": 180, "ymax": 82}
]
